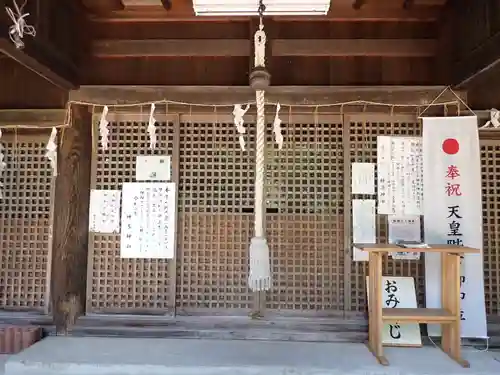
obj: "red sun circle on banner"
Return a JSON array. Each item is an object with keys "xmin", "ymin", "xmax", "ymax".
[{"xmin": 442, "ymin": 138, "xmax": 459, "ymax": 155}]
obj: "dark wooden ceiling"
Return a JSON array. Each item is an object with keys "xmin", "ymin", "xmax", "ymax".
[
  {"xmin": 1, "ymin": 0, "xmax": 500, "ymax": 108},
  {"xmin": 79, "ymin": 0, "xmax": 448, "ymax": 86}
]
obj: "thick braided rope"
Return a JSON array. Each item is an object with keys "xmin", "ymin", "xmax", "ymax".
[{"xmin": 254, "ymin": 89, "xmax": 266, "ymax": 237}]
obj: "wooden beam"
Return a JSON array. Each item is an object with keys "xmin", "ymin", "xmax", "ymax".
[
  {"xmin": 69, "ymin": 85, "xmax": 465, "ymax": 107},
  {"xmin": 91, "ymin": 4, "xmax": 443, "ymax": 22},
  {"xmin": 454, "ymin": 30, "xmax": 500, "ymax": 87},
  {"xmin": 92, "ymin": 38, "xmax": 436, "ymax": 58},
  {"xmin": 93, "ymin": 39, "xmax": 251, "ymax": 57},
  {"xmin": 82, "ymin": 0, "xmax": 124, "ymax": 13},
  {"xmin": 0, "ymin": 1, "xmax": 79, "ymax": 89},
  {"xmin": 0, "ymin": 109, "xmax": 68, "ymax": 128},
  {"xmin": 272, "ymin": 39, "xmax": 436, "ymax": 57},
  {"xmin": 51, "ymin": 105, "xmax": 92, "ymax": 333}
]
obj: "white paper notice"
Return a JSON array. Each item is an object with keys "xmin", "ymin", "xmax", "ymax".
[
  {"xmin": 120, "ymin": 182, "xmax": 176, "ymax": 259},
  {"xmin": 135, "ymin": 155, "xmax": 171, "ymax": 181},
  {"xmin": 388, "ymin": 216, "xmax": 421, "ymax": 260},
  {"xmin": 352, "ymin": 162, "xmax": 375, "ymax": 195},
  {"xmin": 352, "ymin": 199, "xmax": 376, "ymax": 262},
  {"xmin": 377, "ymin": 136, "xmax": 423, "ymax": 216},
  {"xmin": 366, "ymin": 276, "xmax": 422, "ymax": 347},
  {"xmin": 89, "ymin": 190, "xmax": 121, "ymax": 233}
]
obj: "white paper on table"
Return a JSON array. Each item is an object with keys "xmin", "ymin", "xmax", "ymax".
[
  {"xmin": 351, "ymin": 162, "xmax": 375, "ymax": 195},
  {"xmin": 352, "ymin": 199, "xmax": 376, "ymax": 262},
  {"xmin": 388, "ymin": 215, "xmax": 421, "ymax": 260},
  {"xmin": 89, "ymin": 189, "xmax": 121, "ymax": 233}
]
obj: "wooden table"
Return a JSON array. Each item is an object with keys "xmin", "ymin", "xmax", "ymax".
[{"xmin": 354, "ymin": 243, "xmax": 480, "ymax": 367}]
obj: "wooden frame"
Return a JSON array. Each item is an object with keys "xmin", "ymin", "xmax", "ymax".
[{"xmin": 357, "ymin": 243, "xmax": 479, "ymax": 367}]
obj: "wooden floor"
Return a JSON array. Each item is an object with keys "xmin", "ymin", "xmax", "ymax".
[{"xmin": 0, "ymin": 310, "xmax": 499, "ymax": 349}]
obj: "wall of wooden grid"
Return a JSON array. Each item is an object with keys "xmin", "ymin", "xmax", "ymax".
[
  {"xmin": 480, "ymin": 139, "xmax": 500, "ymax": 316},
  {"xmin": 176, "ymin": 114, "xmax": 255, "ymax": 313},
  {"xmin": 346, "ymin": 114, "xmax": 425, "ymax": 313},
  {"xmin": 85, "ymin": 112, "xmax": 500, "ymax": 317},
  {"xmin": 0, "ymin": 132, "xmax": 53, "ymax": 312},
  {"xmin": 265, "ymin": 114, "xmax": 345, "ymax": 313},
  {"xmin": 87, "ymin": 113, "xmax": 178, "ymax": 314}
]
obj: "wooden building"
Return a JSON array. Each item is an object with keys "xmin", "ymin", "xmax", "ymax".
[{"xmin": 0, "ymin": 0, "xmax": 500, "ymax": 341}]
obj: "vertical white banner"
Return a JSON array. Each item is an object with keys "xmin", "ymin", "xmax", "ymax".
[{"xmin": 423, "ymin": 116, "xmax": 487, "ymax": 339}]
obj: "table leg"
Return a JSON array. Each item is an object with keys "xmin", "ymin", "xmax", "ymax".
[
  {"xmin": 366, "ymin": 253, "xmax": 388, "ymax": 366},
  {"xmin": 440, "ymin": 253, "xmax": 470, "ymax": 368}
]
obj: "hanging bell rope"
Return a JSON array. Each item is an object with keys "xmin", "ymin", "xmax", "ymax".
[{"xmin": 248, "ymin": 0, "xmax": 272, "ymax": 293}]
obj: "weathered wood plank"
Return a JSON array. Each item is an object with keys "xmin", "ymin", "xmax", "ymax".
[
  {"xmin": 51, "ymin": 105, "xmax": 92, "ymax": 333},
  {"xmin": 91, "ymin": 4, "xmax": 442, "ymax": 22},
  {"xmin": 0, "ymin": 0, "xmax": 79, "ymax": 89},
  {"xmin": 272, "ymin": 39, "xmax": 437, "ymax": 57},
  {"xmin": 82, "ymin": 0, "xmax": 124, "ymax": 13},
  {"xmin": 93, "ymin": 39, "xmax": 251, "ymax": 57},
  {"xmin": 0, "ymin": 109, "xmax": 68, "ymax": 128},
  {"xmin": 69, "ymin": 85, "xmax": 465, "ymax": 107},
  {"xmin": 93, "ymin": 39, "xmax": 436, "ymax": 58}
]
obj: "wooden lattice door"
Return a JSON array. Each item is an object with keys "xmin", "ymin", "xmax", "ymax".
[
  {"xmin": 0, "ymin": 132, "xmax": 54, "ymax": 312},
  {"xmin": 265, "ymin": 114, "xmax": 346, "ymax": 314},
  {"xmin": 345, "ymin": 114, "xmax": 425, "ymax": 313},
  {"xmin": 480, "ymin": 139, "xmax": 500, "ymax": 317},
  {"xmin": 87, "ymin": 112, "xmax": 179, "ymax": 314},
  {"xmin": 176, "ymin": 113, "xmax": 255, "ymax": 313}
]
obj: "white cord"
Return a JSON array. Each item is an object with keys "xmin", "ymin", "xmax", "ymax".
[{"xmin": 5, "ymin": 0, "xmax": 36, "ymax": 49}]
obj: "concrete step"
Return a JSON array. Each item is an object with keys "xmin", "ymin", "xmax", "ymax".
[{"xmin": 4, "ymin": 337, "xmax": 500, "ymax": 375}]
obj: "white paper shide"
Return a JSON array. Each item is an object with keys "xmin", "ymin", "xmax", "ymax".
[
  {"xmin": 89, "ymin": 190, "xmax": 121, "ymax": 234},
  {"xmin": 120, "ymin": 182, "xmax": 176, "ymax": 259},
  {"xmin": 377, "ymin": 136, "xmax": 423, "ymax": 216},
  {"xmin": 352, "ymin": 199, "xmax": 376, "ymax": 262},
  {"xmin": 135, "ymin": 155, "xmax": 171, "ymax": 181}
]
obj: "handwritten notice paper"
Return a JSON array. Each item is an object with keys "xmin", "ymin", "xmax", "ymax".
[
  {"xmin": 120, "ymin": 182, "xmax": 176, "ymax": 259},
  {"xmin": 352, "ymin": 199, "xmax": 376, "ymax": 262},
  {"xmin": 89, "ymin": 189, "xmax": 121, "ymax": 233},
  {"xmin": 366, "ymin": 276, "xmax": 422, "ymax": 347},
  {"xmin": 135, "ymin": 155, "xmax": 171, "ymax": 181},
  {"xmin": 377, "ymin": 136, "xmax": 423, "ymax": 216}
]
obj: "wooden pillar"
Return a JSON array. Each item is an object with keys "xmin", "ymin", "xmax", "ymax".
[{"xmin": 51, "ymin": 105, "xmax": 92, "ymax": 334}]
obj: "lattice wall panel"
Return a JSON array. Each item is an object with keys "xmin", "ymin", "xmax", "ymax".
[
  {"xmin": 0, "ymin": 135, "xmax": 52, "ymax": 310},
  {"xmin": 176, "ymin": 117, "xmax": 254, "ymax": 311},
  {"xmin": 265, "ymin": 118, "xmax": 345, "ymax": 312},
  {"xmin": 88, "ymin": 119, "xmax": 175, "ymax": 313},
  {"xmin": 348, "ymin": 115, "xmax": 425, "ymax": 312},
  {"xmin": 480, "ymin": 141, "xmax": 500, "ymax": 316}
]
